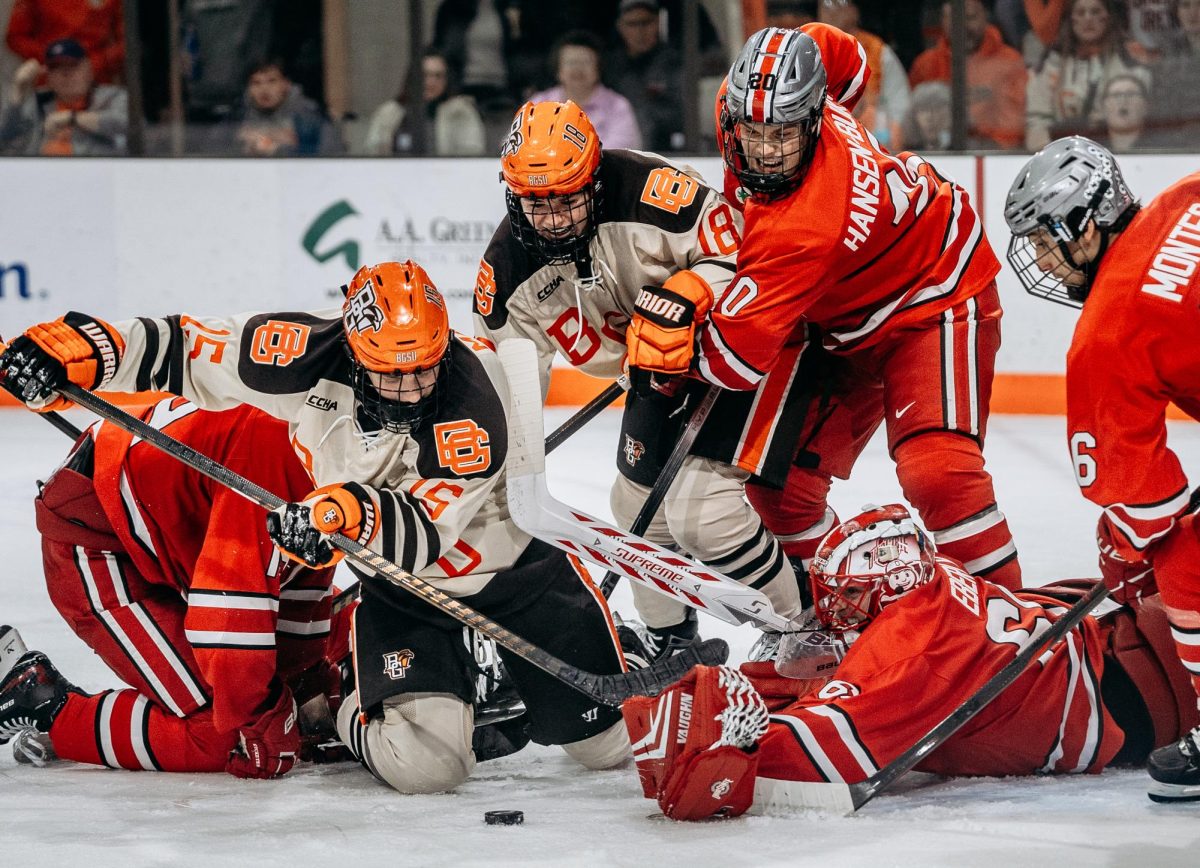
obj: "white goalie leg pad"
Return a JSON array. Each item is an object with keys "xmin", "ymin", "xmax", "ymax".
[
  {"xmin": 337, "ymin": 690, "xmax": 475, "ymax": 794},
  {"xmin": 664, "ymin": 457, "xmax": 804, "ymax": 622},
  {"xmin": 610, "ymin": 474, "xmax": 689, "ymax": 629},
  {"xmin": 561, "ymin": 719, "xmax": 631, "ymax": 770}
]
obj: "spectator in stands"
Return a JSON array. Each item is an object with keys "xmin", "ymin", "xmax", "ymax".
[
  {"xmin": 0, "ymin": 38, "xmax": 126, "ymax": 156},
  {"xmin": 901, "ymin": 80, "xmax": 953, "ymax": 150},
  {"xmin": 219, "ymin": 58, "xmax": 342, "ymax": 157},
  {"xmin": 606, "ymin": 0, "xmax": 683, "ymax": 152},
  {"xmin": 529, "ymin": 30, "xmax": 641, "ymax": 149},
  {"xmin": 1146, "ymin": 0, "xmax": 1200, "ymax": 146},
  {"xmin": 1025, "ymin": 0, "xmax": 1151, "ymax": 150},
  {"xmin": 1092, "ymin": 71, "xmax": 1153, "ymax": 150},
  {"xmin": 818, "ymin": 0, "xmax": 910, "ymax": 149},
  {"xmin": 5, "ymin": 0, "xmax": 124, "ymax": 84},
  {"xmin": 910, "ymin": 0, "xmax": 1027, "ymax": 149},
  {"xmin": 362, "ymin": 49, "xmax": 486, "ymax": 156}
]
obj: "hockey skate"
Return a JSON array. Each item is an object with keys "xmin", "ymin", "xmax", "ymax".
[
  {"xmin": 641, "ymin": 609, "xmax": 701, "ymax": 663},
  {"xmin": 1147, "ymin": 725, "xmax": 1200, "ymax": 803},
  {"xmin": 0, "ymin": 627, "xmax": 80, "ymax": 746}
]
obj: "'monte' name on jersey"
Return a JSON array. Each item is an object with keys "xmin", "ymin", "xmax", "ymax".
[
  {"xmin": 828, "ymin": 100, "xmax": 881, "ymax": 252},
  {"xmin": 1140, "ymin": 202, "xmax": 1200, "ymax": 302}
]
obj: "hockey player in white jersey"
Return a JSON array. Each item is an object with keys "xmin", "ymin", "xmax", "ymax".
[
  {"xmin": 475, "ymin": 100, "xmax": 812, "ymax": 656},
  {"xmin": 0, "ymin": 260, "xmax": 631, "ymax": 793}
]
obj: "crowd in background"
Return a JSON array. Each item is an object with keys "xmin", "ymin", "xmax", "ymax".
[{"xmin": 0, "ymin": 0, "xmax": 1197, "ymax": 158}]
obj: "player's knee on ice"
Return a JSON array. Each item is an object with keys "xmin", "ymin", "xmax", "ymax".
[
  {"xmin": 561, "ymin": 720, "xmax": 630, "ymax": 769},
  {"xmin": 338, "ymin": 691, "xmax": 475, "ymax": 793}
]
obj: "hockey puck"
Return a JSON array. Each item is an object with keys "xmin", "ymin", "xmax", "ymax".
[{"xmin": 484, "ymin": 810, "xmax": 524, "ymax": 826}]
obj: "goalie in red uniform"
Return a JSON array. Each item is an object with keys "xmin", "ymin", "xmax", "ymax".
[
  {"xmin": 622, "ymin": 505, "xmax": 1199, "ymax": 820},
  {"xmin": 626, "ymin": 25, "xmax": 1022, "ymax": 589},
  {"xmin": 0, "ymin": 400, "xmax": 337, "ymax": 777},
  {"xmin": 1004, "ymin": 136, "xmax": 1200, "ymax": 802}
]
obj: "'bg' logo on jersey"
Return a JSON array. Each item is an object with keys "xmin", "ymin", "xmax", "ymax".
[
  {"xmin": 623, "ymin": 434, "xmax": 645, "ymax": 467},
  {"xmin": 382, "ymin": 649, "xmax": 415, "ymax": 680},
  {"xmin": 250, "ymin": 320, "xmax": 311, "ymax": 366},
  {"xmin": 345, "ymin": 283, "xmax": 384, "ymax": 334},
  {"xmin": 434, "ymin": 420, "xmax": 492, "ymax": 474}
]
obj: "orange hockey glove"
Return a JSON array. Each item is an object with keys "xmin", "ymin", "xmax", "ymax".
[
  {"xmin": 626, "ymin": 270, "xmax": 714, "ymax": 379},
  {"xmin": 226, "ymin": 682, "xmax": 301, "ymax": 779},
  {"xmin": 267, "ymin": 482, "xmax": 380, "ymax": 568},
  {"xmin": 0, "ymin": 313, "xmax": 124, "ymax": 411},
  {"xmin": 1097, "ymin": 516, "xmax": 1158, "ymax": 609},
  {"xmin": 622, "ymin": 665, "xmax": 765, "ymax": 821}
]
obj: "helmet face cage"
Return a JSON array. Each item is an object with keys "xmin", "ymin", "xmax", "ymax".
[
  {"xmin": 1004, "ymin": 136, "xmax": 1135, "ymax": 307},
  {"xmin": 810, "ymin": 506, "xmax": 937, "ymax": 634},
  {"xmin": 349, "ymin": 352, "xmax": 450, "ymax": 434},
  {"xmin": 504, "ymin": 176, "xmax": 604, "ymax": 266},
  {"xmin": 1006, "ymin": 233, "xmax": 1091, "ymax": 308},
  {"xmin": 721, "ymin": 28, "xmax": 827, "ymax": 199}
]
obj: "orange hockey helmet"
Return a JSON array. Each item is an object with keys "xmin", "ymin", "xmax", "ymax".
[
  {"xmin": 500, "ymin": 100, "xmax": 604, "ymax": 265},
  {"xmin": 809, "ymin": 504, "xmax": 937, "ymax": 634},
  {"xmin": 341, "ymin": 260, "xmax": 451, "ymax": 433}
]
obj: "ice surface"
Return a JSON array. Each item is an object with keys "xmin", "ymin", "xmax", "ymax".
[{"xmin": 2, "ymin": 408, "xmax": 1198, "ymax": 867}]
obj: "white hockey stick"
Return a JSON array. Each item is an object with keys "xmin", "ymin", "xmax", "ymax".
[{"xmin": 500, "ymin": 338, "xmax": 794, "ymax": 632}]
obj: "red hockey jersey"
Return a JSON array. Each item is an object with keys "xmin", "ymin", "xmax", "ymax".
[
  {"xmin": 1066, "ymin": 173, "xmax": 1200, "ymax": 560},
  {"xmin": 754, "ymin": 558, "xmax": 1122, "ymax": 782},
  {"xmin": 699, "ymin": 32, "xmax": 1000, "ymax": 389},
  {"xmin": 87, "ymin": 399, "xmax": 333, "ymax": 734}
]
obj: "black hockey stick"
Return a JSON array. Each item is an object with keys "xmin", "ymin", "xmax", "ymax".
[
  {"xmin": 599, "ymin": 382, "xmax": 721, "ymax": 598},
  {"xmin": 754, "ymin": 580, "xmax": 1112, "ymax": 815},
  {"xmin": 56, "ymin": 382, "xmax": 726, "ymax": 706},
  {"xmin": 323, "ymin": 381, "xmax": 624, "ymax": 617}
]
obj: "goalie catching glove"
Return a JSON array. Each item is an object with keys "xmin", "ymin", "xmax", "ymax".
[
  {"xmin": 267, "ymin": 482, "xmax": 380, "ymax": 567},
  {"xmin": 622, "ymin": 664, "xmax": 768, "ymax": 821},
  {"xmin": 0, "ymin": 313, "xmax": 124, "ymax": 411},
  {"xmin": 625, "ymin": 270, "xmax": 713, "ymax": 385}
]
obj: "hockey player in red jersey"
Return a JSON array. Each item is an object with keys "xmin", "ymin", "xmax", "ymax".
[
  {"xmin": 627, "ymin": 26, "xmax": 1022, "ymax": 590},
  {"xmin": 0, "ymin": 260, "xmax": 632, "ymax": 794},
  {"xmin": 1004, "ymin": 136, "xmax": 1200, "ymax": 802},
  {"xmin": 622, "ymin": 505, "xmax": 1199, "ymax": 820},
  {"xmin": 0, "ymin": 400, "xmax": 336, "ymax": 777}
]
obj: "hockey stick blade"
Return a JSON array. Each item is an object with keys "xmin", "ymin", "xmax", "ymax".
[
  {"xmin": 55, "ymin": 382, "xmax": 701, "ymax": 706},
  {"xmin": 749, "ymin": 581, "xmax": 1111, "ymax": 816},
  {"xmin": 499, "ymin": 339, "xmax": 793, "ymax": 631}
]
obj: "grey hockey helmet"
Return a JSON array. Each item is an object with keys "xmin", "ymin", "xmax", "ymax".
[
  {"xmin": 720, "ymin": 27, "xmax": 827, "ymax": 198},
  {"xmin": 1004, "ymin": 136, "xmax": 1137, "ymax": 307}
]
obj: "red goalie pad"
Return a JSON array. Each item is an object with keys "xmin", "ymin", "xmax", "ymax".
[{"xmin": 622, "ymin": 665, "xmax": 768, "ymax": 821}]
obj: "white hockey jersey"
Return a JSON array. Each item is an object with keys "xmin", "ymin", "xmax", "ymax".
[{"xmin": 103, "ymin": 311, "xmax": 524, "ymax": 595}]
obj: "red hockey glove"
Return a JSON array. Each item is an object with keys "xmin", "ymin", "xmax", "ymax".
[
  {"xmin": 0, "ymin": 313, "xmax": 124, "ymax": 411},
  {"xmin": 626, "ymin": 270, "xmax": 713, "ymax": 379},
  {"xmin": 267, "ymin": 482, "xmax": 380, "ymax": 567},
  {"xmin": 622, "ymin": 665, "xmax": 765, "ymax": 821},
  {"xmin": 1097, "ymin": 516, "xmax": 1158, "ymax": 608},
  {"xmin": 226, "ymin": 683, "xmax": 300, "ymax": 779}
]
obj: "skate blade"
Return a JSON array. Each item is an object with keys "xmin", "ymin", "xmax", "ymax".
[{"xmin": 1147, "ymin": 779, "xmax": 1200, "ymax": 803}]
